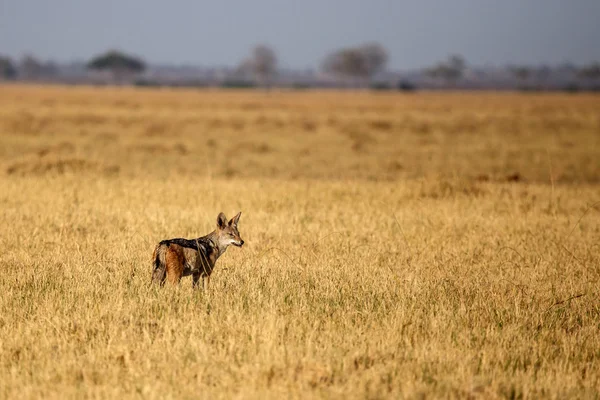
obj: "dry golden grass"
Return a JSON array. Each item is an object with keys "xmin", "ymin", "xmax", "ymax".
[{"xmin": 0, "ymin": 85, "xmax": 599, "ymax": 399}]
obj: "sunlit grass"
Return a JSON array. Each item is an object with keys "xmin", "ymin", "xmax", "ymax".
[{"xmin": 0, "ymin": 85, "xmax": 599, "ymax": 398}]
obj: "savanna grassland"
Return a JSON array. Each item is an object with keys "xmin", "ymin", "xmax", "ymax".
[{"xmin": 1, "ymin": 85, "xmax": 599, "ymax": 399}]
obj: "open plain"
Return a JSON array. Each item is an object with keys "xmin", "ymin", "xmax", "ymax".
[{"xmin": 1, "ymin": 85, "xmax": 599, "ymax": 398}]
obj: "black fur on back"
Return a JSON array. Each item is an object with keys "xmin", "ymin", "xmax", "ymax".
[{"xmin": 160, "ymin": 238, "xmax": 210, "ymax": 252}]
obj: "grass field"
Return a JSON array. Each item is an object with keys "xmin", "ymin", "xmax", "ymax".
[{"xmin": 1, "ymin": 85, "xmax": 599, "ymax": 399}]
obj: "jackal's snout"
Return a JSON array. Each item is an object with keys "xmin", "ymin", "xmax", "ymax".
[{"xmin": 231, "ymin": 234, "xmax": 244, "ymax": 247}]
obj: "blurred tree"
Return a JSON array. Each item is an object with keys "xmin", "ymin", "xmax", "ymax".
[
  {"xmin": 0, "ymin": 56, "xmax": 17, "ymax": 80},
  {"xmin": 531, "ymin": 65, "xmax": 552, "ymax": 90},
  {"xmin": 18, "ymin": 55, "xmax": 58, "ymax": 80},
  {"xmin": 322, "ymin": 43, "xmax": 388, "ymax": 85},
  {"xmin": 509, "ymin": 66, "xmax": 532, "ymax": 89},
  {"xmin": 253, "ymin": 45, "xmax": 277, "ymax": 83},
  {"xmin": 20, "ymin": 54, "xmax": 43, "ymax": 79},
  {"xmin": 42, "ymin": 61, "xmax": 59, "ymax": 77},
  {"xmin": 426, "ymin": 54, "xmax": 466, "ymax": 86},
  {"xmin": 510, "ymin": 66, "xmax": 531, "ymax": 81},
  {"xmin": 359, "ymin": 42, "xmax": 389, "ymax": 77},
  {"xmin": 578, "ymin": 63, "xmax": 600, "ymax": 80},
  {"xmin": 87, "ymin": 50, "xmax": 146, "ymax": 82},
  {"xmin": 240, "ymin": 45, "xmax": 278, "ymax": 87},
  {"xmin": 534, "ymin": 65, "xmax": 551, "ymax": 81},
  {"xmin": 323, "ymin": 48, "xmax": 366, "ymax": 78}
]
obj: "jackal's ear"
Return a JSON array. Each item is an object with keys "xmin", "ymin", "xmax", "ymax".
[
  {"xmin": 217, "ymin": 212, "xmax": 228, "ymax": 230},
  {"xmin": 229, "ymin": 211, "xmax": 241, "ymax": 227}
]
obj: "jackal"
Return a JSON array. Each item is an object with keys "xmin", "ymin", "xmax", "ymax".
[{"xmin": 151, "ymin": 212, "xmax": 244, "ymax": 290}]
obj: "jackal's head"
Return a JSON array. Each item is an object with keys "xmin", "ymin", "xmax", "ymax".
[{"xmin": 216, "ymin": 211, "xmax": 244, "ymax": 248}]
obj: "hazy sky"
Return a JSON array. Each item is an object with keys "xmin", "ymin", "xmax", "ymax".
[{"xmin": 1, "ymin": 0, "xmax": 599, "ymax": 69}]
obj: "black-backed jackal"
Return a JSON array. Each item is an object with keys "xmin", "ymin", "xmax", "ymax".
[{"xmin": 151, "ymin": 212, "xmax": 244, "ymax": 290}]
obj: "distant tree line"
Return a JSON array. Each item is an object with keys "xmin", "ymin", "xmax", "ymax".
[
  {"xmin": 0, "ymin": 54, "xmax": 58, "ymax": 80},
  {"xmin": 2, "ymin": 46, "xmax": 600, "ymax": 91},
  {"xmin": 0, "ymin": 56, "xmax": 17, "ymax": 79},
  {"xmin": 578, "ymin": 63, "xmax": 600, "ymax": 81}
]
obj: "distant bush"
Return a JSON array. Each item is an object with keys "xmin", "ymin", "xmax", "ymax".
[
  {"xmin": 561, "ymin": 83, "xmax": 580, "ymax": 93},
  {"xmin": 370, "ymin": 82, "xmax": 392, "ymax": 91},
  {"xmin": 291, "ymin": 82, "xmax": 312, "ymax": 90},
  {"xmin": 397, "ymin": 80, "xmax": 417, "ymax": 92},
  {"xmin": 220, "ymin": 80, "xmax": 256, "ymax": 89},
  {"xmin": 178, "ymin": 80, "xmax": 210, "ymax": 88},
  {"xmin": 134, "ymin": 79, "xmax": 161, "ymax": 87},
  {"xmin": 517, "ymin": 85, "xmax": 542, "ymax": 92}
]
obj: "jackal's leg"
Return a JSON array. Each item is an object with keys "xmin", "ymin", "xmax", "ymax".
[
  {"xmin": 202, "ymin": 275, "xmax": 210, "ymax": 292},
  {"xmin": 165, "ymin": 246, "xmax": 185, "ymax": 285},
  {"xmin": 192, "ymin": 272, "xmax": 201, "ymax": 289},
  {"xmin": 166, "ymin": 271, "xmax": 182, "ymax": 285}
]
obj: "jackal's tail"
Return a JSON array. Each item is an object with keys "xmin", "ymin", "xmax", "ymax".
[{"xmin": 151, "ymin": 244, "xmax": 167, "ymax": 285}]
